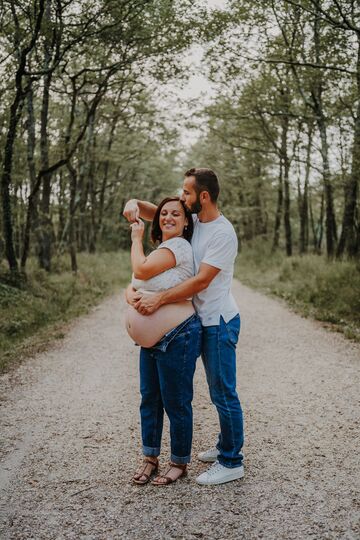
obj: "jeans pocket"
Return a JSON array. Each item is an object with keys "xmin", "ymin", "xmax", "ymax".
[{"xmin": 221, "ymin": 315, "xmax": 240, "ymax": 347}]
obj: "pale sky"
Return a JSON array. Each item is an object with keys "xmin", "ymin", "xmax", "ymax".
[{"xmin": 154, "ymin": 0, "xmax": 229, "ymax": 150}]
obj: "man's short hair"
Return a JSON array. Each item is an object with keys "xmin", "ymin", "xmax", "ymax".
[{"xmin": 185, "ymin": 167, "xmax": 220, "ymax": 203}]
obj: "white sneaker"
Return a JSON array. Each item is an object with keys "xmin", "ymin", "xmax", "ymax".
[
  {"xmin": 196, "ymin": 461, "xmax": 244, "ymax": 485},
  {"xmin": 197, "ymin": 448, "xmax": 219, "ymax": 463}
]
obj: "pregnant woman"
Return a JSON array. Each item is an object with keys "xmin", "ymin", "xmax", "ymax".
[{"xmin": 125, "ymin": 197, "xmax": 202, "ymax": 486}]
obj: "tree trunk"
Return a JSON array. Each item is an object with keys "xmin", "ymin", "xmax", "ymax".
[
  {"xmin": 0, "ymin": 90, "xmax": 24, "ymax": 273},
  {"xmin": 98, "ymin": 114, "xmax": 119, "ymax": 233},
  {"xmin": 38, "ymin": 0, "xmax": 54, "ymax": 272},
  {"xmin": 272, "ymin": 159, "xmax": 283, "ymax": 252},
  {"xmin": 317, "ymin": 189, "xmax": 325, "ymax": 253},
  {"xmin": 299, "ymin": 123, "xmax": 313, "ymax": 254},
  {"xmin": 282, "ymin": 116, "xmax": 292, "ymax": 256},
  {"xmin": 67, "ymin": 162, "xmax": 78, "ymax": 273},
  {"xmin": 21, "ymin": 82, "xmax": 38, "ymax": 269},
  {"xmin": 88, "ymin": 133, "xmax": 97, "ymax": 253},
  {"xmin": 309, "ymin": 187, "xmax": 317, "ymax": 251},
  {"xmin": 57, "ymin": 170, "xmax": 66, "ymax": 243},
  {"xmin": 316, "ymin": 111, "xmax": 337, "ymax": 256},
  {"xmin": 1, "ymin": 0, "xmax": 45, "ymax": 274},
  {"xmin": 337, "ymin": 34, "xmax": 360, "ymax": 258},
  {"xmin": 77, "ymin": 112, "xmax": 95, "ymax": 251},
  {"xmin": 313, "ymin": 2, "xmax": 337, "ymax": 257}
]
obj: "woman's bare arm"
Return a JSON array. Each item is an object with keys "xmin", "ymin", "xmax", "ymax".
[
  {"xmin": 130, "ymin": 220, "xmax": 176, "ymax": 280},
  {"xmin": 123, "ymin": 199, "xmax": 157, "ymax": 223}
]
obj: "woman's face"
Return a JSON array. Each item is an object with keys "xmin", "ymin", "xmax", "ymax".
[{"xmin": 159, "ymin": 200, "xmax": 188, "ymax": 241}]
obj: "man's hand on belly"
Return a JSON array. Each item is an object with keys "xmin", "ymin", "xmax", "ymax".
[{"xmin": 134, "ymin": 293, "xmax": 163, "ymax": 315}]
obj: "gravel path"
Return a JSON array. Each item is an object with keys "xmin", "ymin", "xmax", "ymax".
[{"xmin": 0, "ymin": 280, "xmax": 359, "ymax": 540}]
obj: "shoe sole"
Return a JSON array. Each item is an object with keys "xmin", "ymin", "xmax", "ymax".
[
  {"xmin": 197, "ymin": 455, "xmax": 218, "ymax": 463},
  {"xmin": 196, "ymin": 470, "xmax": 244, "ymax": 485},
  {"xmin": 198, "ymin": 451, "xmax": 245, "ymax": 463}
]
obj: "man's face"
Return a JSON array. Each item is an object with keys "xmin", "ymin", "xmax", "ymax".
[{"xmin": 181, "ymin": 176, "xmax": 202, "ymax": 214}]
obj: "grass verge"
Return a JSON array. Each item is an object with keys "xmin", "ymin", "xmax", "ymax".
[
  {"xmin": 235, "ymin": 241, "xmax": 360, "ymax": 342},
  {"xmin": 0, "ymin": 251, "xmax": 131, "ymax": 373}
]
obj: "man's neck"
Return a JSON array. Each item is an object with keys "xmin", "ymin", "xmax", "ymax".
[{"xmin": 198, "ymin": 205, "xmax": 221, "ymax": 223}]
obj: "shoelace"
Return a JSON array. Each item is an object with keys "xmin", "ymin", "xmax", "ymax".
[{"xmin": 206, "ymin": 461, "xmax": 224, "ymax": 476}]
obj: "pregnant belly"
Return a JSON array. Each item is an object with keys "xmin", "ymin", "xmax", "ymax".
[{"xmin": 125, "ymin": 301, "xmax": 195, "ymax": 348}]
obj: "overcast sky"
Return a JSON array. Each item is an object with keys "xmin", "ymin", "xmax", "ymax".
[{"xmin": 154, "ymin": 0, "xmax": 228, "ymax": 151}]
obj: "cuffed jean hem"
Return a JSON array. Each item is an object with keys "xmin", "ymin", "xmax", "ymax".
[
  {"xmin": 143, "ymin": 445, "xmax": 160, "ymax": 457},
  {"xmin": 217, "ymin": 450, "xmax": 244, "ymax": 469},
  {"xmin": 170, "ymin": 453, "xmax": 191, "ymax": 465},
  {"xmin": 217, "ymin": 457, "xmax": 244, "ymax": 469}
]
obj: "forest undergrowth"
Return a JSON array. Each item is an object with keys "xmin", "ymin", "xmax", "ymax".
[
  {"xmin": 1, "ymin": 243, "xmax": 359, "ymax": 374},
  {"xmin": 0, "ymin": 252, "xmax": 131, "ymax": 372},
  {"xmin": 236, "ymin": 241, "xmax": 360, "ymax": 342}
]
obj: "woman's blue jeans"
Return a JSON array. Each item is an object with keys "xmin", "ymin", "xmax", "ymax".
[
  {"xmin": 139, "ymin": 314, "xmax": 202, "ymax": 464},
  {"xmin": 202, "ymin": 314, "xmax": 244, "ymax": 468}
]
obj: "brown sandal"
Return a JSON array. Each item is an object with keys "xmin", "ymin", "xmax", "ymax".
[
  {"xmin": 132, "ymin": 457, "xmax": 158, "ymax": 485},
  {"xmin": 151, "ymin": 462, "xmax": 187, "ymax": 486}
]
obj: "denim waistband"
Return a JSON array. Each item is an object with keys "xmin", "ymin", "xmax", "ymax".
[{"xmin": 151, "ymin": 313, "xmax": 199, "ymax": 352}]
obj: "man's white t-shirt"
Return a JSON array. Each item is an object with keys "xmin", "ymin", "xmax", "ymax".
[{"xmin": 191, "ymin": 214, "xmax": 239, "ymax": 326}]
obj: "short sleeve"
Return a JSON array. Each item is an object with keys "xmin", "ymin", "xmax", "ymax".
[
  {"xmin": 158, "ymin": 237, "xmax": 192, "ymax": 266},
  {"xmin": 202, "ymin": 232, "xmax": 237, "ymax": 271}
]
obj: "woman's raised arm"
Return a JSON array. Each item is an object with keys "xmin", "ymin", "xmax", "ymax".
[{"xmin": 131, "ymin": 221, "xmax": 176, "ymax": 280}]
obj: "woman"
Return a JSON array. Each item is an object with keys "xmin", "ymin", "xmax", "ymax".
[{"xmin": 125, "ymin": 197, "xmax": 202, "ymax": 486}]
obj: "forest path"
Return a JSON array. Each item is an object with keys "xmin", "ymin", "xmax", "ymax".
[{"xmin": 0, "ymin": 280, "xmax": 359, "ymax": 540}]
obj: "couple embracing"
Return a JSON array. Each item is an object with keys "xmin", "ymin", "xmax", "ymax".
[{"xmin": 123, "ymin": 168, "xmax": 244, "ymax": 487}]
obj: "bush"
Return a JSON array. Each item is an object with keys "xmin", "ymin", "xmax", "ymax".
[
  {"xmin": 0, "ymin": 251, "xmax": 132, "ymax": 371},
  {"xmin": 235, "ymin": 241, "xmax": 360, "ymax": 341}
]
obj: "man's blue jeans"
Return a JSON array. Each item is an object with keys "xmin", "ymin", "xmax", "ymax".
[
  {"xmin": 139, "ymin": 314, "xmax": 202, "ymax": 464},
  {"xmin": 202, "ymin": 314, "xmax": 244, "ymax": 468}
]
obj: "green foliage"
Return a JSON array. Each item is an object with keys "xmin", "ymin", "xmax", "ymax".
[
  {"xmin": 0, "ymin": 0, "xmax": 207, "ymax": 271},
  {"xmin": 0, "ymin": 251, "xmax": 131, "ymax": 372},
  {"xmin": 236, "ymin": 241, "xmax": 360, "ymax": 341}
]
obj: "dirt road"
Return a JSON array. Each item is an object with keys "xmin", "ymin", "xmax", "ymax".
[{"xmin": 0, "ymin": 280, "xmax": 359, "ymax": 539}]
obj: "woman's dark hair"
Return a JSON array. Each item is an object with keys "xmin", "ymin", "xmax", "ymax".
[
  {"xmin": 151, "ymin": 197, "xmax": 193, "ymax": 244},
  {"xmin": 185, "ymin": 167, "xmax": 220, "ymax": 203}
]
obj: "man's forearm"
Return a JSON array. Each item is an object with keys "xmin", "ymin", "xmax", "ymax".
[
  {"xmin": 138, "ymin": 200, "xmax": 157, "ymax": 221},
  {"xmin": 159, "ymin": 275, "xmax": 208, "ymax": 306}
]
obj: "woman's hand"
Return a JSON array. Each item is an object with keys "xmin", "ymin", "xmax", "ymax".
[
  {"xmin": 123, "ymin": 199, "xmax": 140, "ymax": 223},
  {"xmin": 131, "ymin": 219, "xmax": 145, "ymax": 242},
  {"xmin": 125, "ymin": 285, "xmax": 143, "ymax": 306}
]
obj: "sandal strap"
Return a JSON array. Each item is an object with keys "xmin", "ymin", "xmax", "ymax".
[
  {"xmin": 154, "ymin": 475, "xmax": 173, "ymax": 485},
  {"xmin": 144, "ymin": 457, "xmax": 158, "ymax": 465},
  {"xmin": 134, "ymin": 472, "xmax": 150, "ymax": 481},
  {"xmin": 162, "ymin": 461, "xmax": 187, "ymax": 478},
  {"xmin": 134, "ymin": 458, "xmax": 158, "ymax": 479},
  {"xmin": 152, "ymin": 464, "xmax": 187, "ymax": 486},
  {"xmin": 169, "ymin": 462, "xmax": 187, "ymax": 470},
  {"xmin": 161, "ymin": 462, "xmax": 187, "ymax": 477}
]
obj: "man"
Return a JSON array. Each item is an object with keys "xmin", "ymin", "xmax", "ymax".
[{"xmin": 123, "ymin": 167, "xmax": 244, "ymax": 485}]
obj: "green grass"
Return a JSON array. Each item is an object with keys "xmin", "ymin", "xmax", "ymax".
[
  {"xmin": 0, "ymin": 251, "xmax": 131, "ymax": 372},
  {"xmin": 235, "ymin": 240, "xmax": 360, "ymax": 342},
  {"xmin": 2, "ymin": 244, "xmax": 358, "ymax": 373}
]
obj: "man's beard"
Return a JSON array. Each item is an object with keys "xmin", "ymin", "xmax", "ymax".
[{"xmin": 189, "ymin": 195, "xmax": 202, "ymax": 214}]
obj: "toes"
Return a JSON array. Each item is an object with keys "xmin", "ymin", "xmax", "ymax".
[
  {"xmin": 133, "ymin": 474, "xmax": 147, "ymax": 483},
  {"xmin": 153, "ymin": 476, "xmax": 167, "ymax": 485}
]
